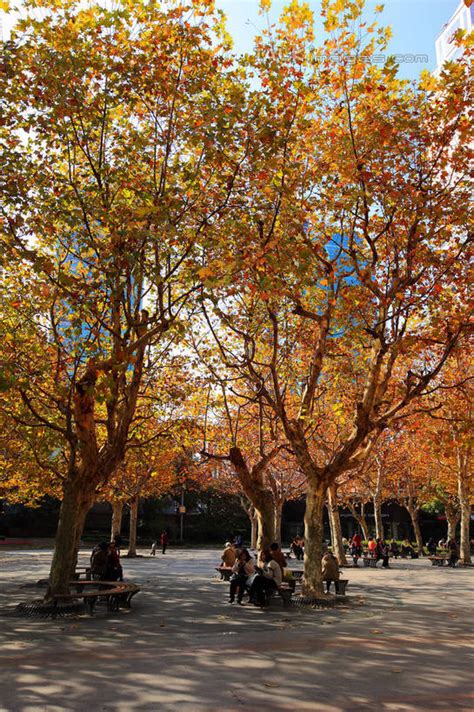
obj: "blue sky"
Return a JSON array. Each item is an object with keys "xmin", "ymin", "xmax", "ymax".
[{"xmin": 216, "ymin": 0, "xmax": 460, "ymax": 79}]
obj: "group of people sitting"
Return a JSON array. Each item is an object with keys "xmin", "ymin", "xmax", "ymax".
[
  {"xmin": 220, "ymin": 540, "xmax": 343, "ymax": 605},
  {"xmin": 221, "ymin": 541, "xmax": 286, "ymax": 607},
  {"xmin": 348, "ymin": 534, "xmax": 390, "ymax": 567},
  {"xmin": 90, "ymin": 540, "xmax": 123, "ymax": 581}
]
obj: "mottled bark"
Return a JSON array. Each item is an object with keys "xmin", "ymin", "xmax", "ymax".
[
  {"xmin": 229, "ymin": 447, "xmax": 276, "ymax": 552},
  {"xmin": 46, "ymin": 480, "xmax": 94, "ymax": 599},
  {"xmin": 445, "ymin": 500, "xmax": 460, "ymax": 541},
  {"xmin": 127, "ymin": 498, "xmax": 139, "ymax": 557},
  {"xmin": 250, "ymin": 512, "xmax": 258, "ymax": 550},
  {"xmin": 111, "ymin": 501, "xmax": 124, "ymax": 541},
  {"xmin": 406, "ymin": 500, "xmax": 424, "ymax": 555},
  {"xmin": 373, "ymin": 495, "xmax": 383, "ymax": 540},
  {"xmin": 349, "ymin": 501, "xmax": 370, "ymax": 541},
  {"xmin": 327, "ymin": 484, "xmax": 347, "ymax": 565},
  {"xmin": 303, "ymin": 482, "xmax": 326, "ymax": 596},
  {"xmin": 457, "ymin": 449, "xmax": 472, "ymax": 564},
  {"xmin": 274, "ymin": 499, "xmax": 283, "ymax": 545}
]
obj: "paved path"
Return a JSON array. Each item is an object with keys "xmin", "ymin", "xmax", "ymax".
[{"xmin": 0, "ymin": 547, "xmax": 473, "ymax": 711}]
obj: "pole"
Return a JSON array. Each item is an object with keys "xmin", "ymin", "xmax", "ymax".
[{"xmin": 180, "ymin": 488, "xmax": 185, "ymax": 542}]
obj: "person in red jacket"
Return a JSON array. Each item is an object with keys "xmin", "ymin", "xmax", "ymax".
[{"xmin": 160, "ymin": 530, "xmax": 169, "ymax": 555}]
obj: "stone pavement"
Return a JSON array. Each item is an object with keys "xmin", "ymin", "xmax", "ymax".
[{"xmin": 0, "ymin": 547, "xmax": 473, "ymax": 712}]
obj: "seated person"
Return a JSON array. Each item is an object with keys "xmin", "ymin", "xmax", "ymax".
[
  {"xmin": 401, "ymin": 539, "xmax": 414, "ymax": 558},
  {"xmin": 322, "ymin": 551, "xmax": 340, "ymax": 593},
  {"xmin": 221, "ymin": 542, "xmax": 237, "ymax": 567},
  {"xmin": 249, "ymin": 550, "xmax": 282, "ymax": 607},
  {"xmin": 290, "ymin": 535, "xmax": 304, "ymax": 561},
  {"xmin": 229, "ymin": 549, "xmax": 254, "ymax": 604},
  {"xmin": 106, "ymin": 541, "xmax": 123, "ymax": 581},
  {"xmin": 447, "ymin": 539, "xmax": 459, "ymax": 567},
  {"xmin": 269, "ymin": 542, "xmax": 287, "ymax": 570},
  {"xmin": 367, "ymin": 537, "xmax": 377, "ymax": 557},
  {"xmin": 350, "ymin": 538, "xmax": 360, "ymax": 566},
  {"xmin": 426, "ymin": 538, "xmax": 437, "ymax": 556},
  {"xmin": 376, "ymin": 538, "xmax": 390, "ymax": 568},
  {"xmin": 389, "ymin": 539, "xmax": 400, "ymax": 557},
  {"xmin": 90, "ymin": 542, "xmax": 108, "ymax": 580}
]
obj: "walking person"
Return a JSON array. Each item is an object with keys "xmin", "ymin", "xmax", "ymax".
[{"xmin": 160, "ymin": 530, "xmax": 169, "ymax": 555}]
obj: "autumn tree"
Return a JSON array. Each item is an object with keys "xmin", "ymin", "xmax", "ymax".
[
  {"xmin": 0, "ymin": 0, "xmax": 245, "ymax": 598},
  {"xmin": 198, "ymin": 0, "xmax": 472, "ymax": 594}
]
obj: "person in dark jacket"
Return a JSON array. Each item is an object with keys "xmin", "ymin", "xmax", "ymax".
[
  {"xmin": 90, "ymin": 542, "xmax": 108, "ymax": 580},
  {"xmin": 160, "ymin": 530, "xmax": 169, "ymax": 555},
  {"xmin": 106, "ymin": 541, "xmax": 123, "ymax": 581},
  {"xmin": 447, "ymin": 539, "xmax": 459, "ymax": 567},
  {"xmin": 376, "ymin": 538, "xmax": 390, "ymax": 568}
]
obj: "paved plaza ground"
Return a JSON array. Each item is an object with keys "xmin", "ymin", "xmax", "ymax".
[{"xmin": 0, "ymin": 546, "xmax": 473, "ymax": 712}]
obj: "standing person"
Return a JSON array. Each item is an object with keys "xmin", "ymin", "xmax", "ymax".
[
  {"xmin": 269, "ymin": 542, "xmax": 287, "ymax": 570},
  {"xmin": 352, "ymin": 533, "xmax": 362, "ymax": 557},
  {"xmin": 249, "ymin": 549, "xmax": 282, "ymax": 607},
  {"xmin": 160, "ymin": 530, "xmax": 169, "ymax": 555},
  {"xmin": 426, "ymin": 537, "xmax": 437, "ymax": 556},
  {"xmin": 229, "ymin": 549, "xmax": 254, "ymax": 605}
]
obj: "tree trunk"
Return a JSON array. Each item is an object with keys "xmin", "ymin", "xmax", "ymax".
[
  {"xmin": 229, "ymin": 446, "xmax": 275, "ymax": 552},
  {"xmin": 46, "ymin": 480, "xmax": 93, "ymax": 599},
  {"xmin": 255, "ymin": 495, "xmax": 276, "ymax": 552},
  {"xmin": 111, "ymin": 501, "xmax": 124, "ymax": 541},
  {"xmin": 274, "ymin": 499, "xmax": 283, "ymax": 545},
  {"xmin": 458, "ymin": 451, "xmax": 472, "ymax": 564},
  {"xmin": 349, "ymin": 502, "xmax": 370, "ymax": 541},
  {"xmin": 373, "ymin": 495, "xmax": 383, "ymax": 540},
  {"xmin": 406, "ymin": 501, "xmax": 424, "ymax": 555},
  {"xmin": 327, "ymin": 484, "xmax": 347, "ymax": 565},
  {"xmin": 303, "ymin": 481, "xmax": 326, "ymax": 597},
  {"xmin": 459, "ymin": 498, "xmax": 471, "ymax": 564},
  {"xmin": 445, "ymin": 500, "xmax": 460, "ymax": 541},
  {"xmin": 127, "ymin": 498, "xmax": 139, "ymax": 557},
  {"xmin": 250, "ymin": 511, "xmax": 258, "ymax": 550}
]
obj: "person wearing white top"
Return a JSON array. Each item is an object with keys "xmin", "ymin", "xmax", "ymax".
[
  {"xmin": 229, "ymin": 549, "xmax": 255, "ymax": 604},
  {"xmin": 249, "ymin": 550, "xmax": 282, "ymax": 607}
]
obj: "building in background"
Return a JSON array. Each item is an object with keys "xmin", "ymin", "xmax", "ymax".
[{"xmin": 435, "ymin": 0, "xmax": 473, "ymax": 72}]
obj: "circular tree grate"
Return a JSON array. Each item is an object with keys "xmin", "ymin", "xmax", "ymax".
[
  {"xmin": 292, "ymin": 594, "xmax": 337, "ymax": 609},
  {"xmin": 15, "ymin": 599, "xmax": 85, "ymax": 618}
]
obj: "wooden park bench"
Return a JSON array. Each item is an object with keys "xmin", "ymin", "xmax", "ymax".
[
  {"xmin": 324, "ymin": 579, "xmax": 349, "ymax": 595},
  {"xmin": 72, "ymin": 567, "xmax": 91, "ymax": 580},
  {"xmin": 363, "ymin": 556, "xmax": 378, "ymax": 568},
  {"xmin": 215, "ymin": 566, "xmax": 234, "ymax": 581},
  {"xmin": 428, "ymin": 556, "xmax": 449, "ymax": 566},
  {"xmin": 51, "ymin": 580, "xmax": 140, "ymax": 616}
]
